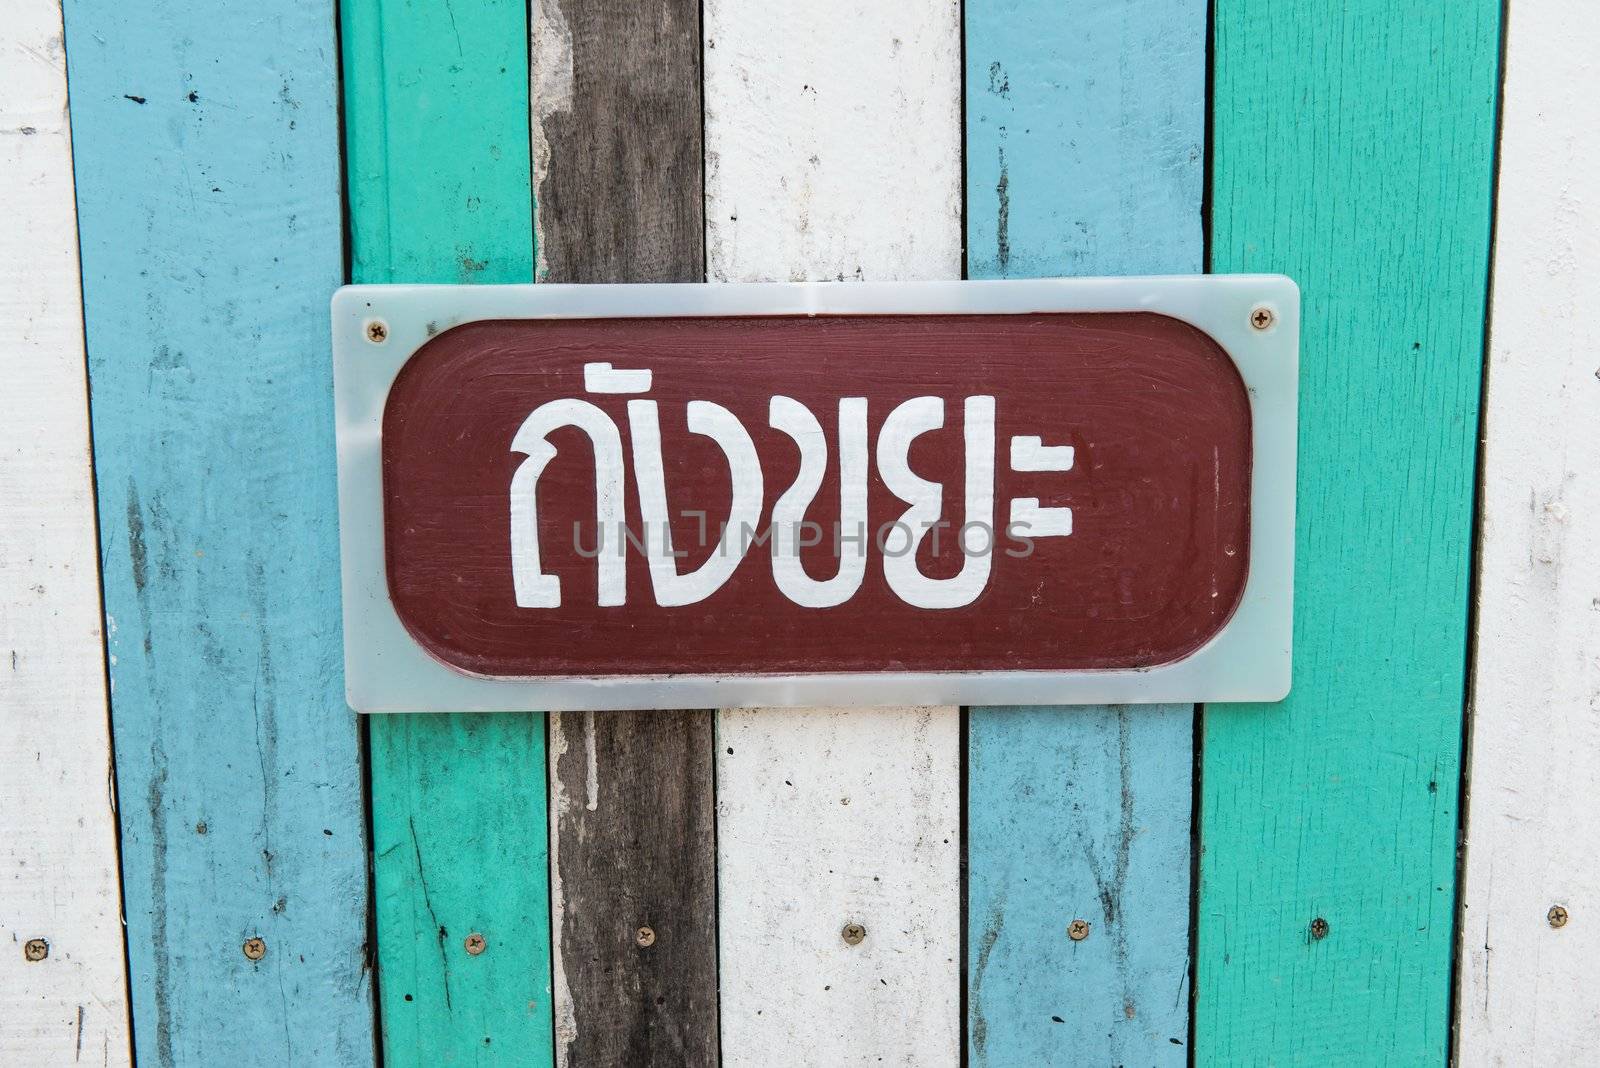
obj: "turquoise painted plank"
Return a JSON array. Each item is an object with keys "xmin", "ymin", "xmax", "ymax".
[
  {"xmin": 1198, "ymin": 1, "xmax": 1499, "ymax": 1062},
  {"xmin": 61, "ymin": 1, "xmax": 375, "ymax": 1064},
  {"xmin": 341, "ymin": 0, "xmax": 554, "ymax": 1061},
  {"xmin": 964, "ymin": 0, "xmax": 1204, "ymax": 1063}
]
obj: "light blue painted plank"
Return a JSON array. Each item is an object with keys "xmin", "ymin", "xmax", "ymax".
[
  {"xmin": 964, "ymin": 0, "xmax": 1205, "ymax": 1063},
  {"xmin": 61, "ymin": 2, "xmax": 375, "ymax": 1064}
]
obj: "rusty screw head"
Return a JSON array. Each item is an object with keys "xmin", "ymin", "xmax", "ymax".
[
  {"xmin": 1067, "ymin": 919, "xmax": 1090, "ymax": 942},
  {"xmin": 464, "ymin": 932, "xmax": 486, "ymax": 956},
  {"xmin": 1549, "ymin": 905, "xmax": 1569, "ymax": 929},
  {"xmin": 1310, "ymin": 917, "xmax": 1330, "ymax": 941},
  {"xmin": 242, "ymin": 937, "xmax": 266, "ymax": 961},
  {"xmin": 841, "ymin": 923, "xmax": 867, "ymax": 946},
  {"xmin": 1249, "ymin": 305, "xmax": 1276, "ymax": 332},
  {"xmin": 635, "ymin": 926, "xmax": 656, "ymax": 948},
  {"xmin": 23, "ymin": 939, "xmax": 49, "ymax": 962},
  {"xmin": 365, "ymin": 319, "xmax": 389, "ymax": 344}
]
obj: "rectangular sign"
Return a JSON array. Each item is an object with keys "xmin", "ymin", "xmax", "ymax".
[{"xmin": 333, "ymin": 278, "xmax": 1297, "ymax": 711}]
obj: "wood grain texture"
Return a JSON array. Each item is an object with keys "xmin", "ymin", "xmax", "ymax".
[
  {"xmin": 341, "ymin": 0, "xmax": 554, "ymax": 1061},
  {"xmin": 61, "ymin": 0, "xmax": 376, "ymax": 1062},
  {"xmin": 1457, "ymin": 3, "xmax": 1600, "ymax": 1062},
  {"xmin": 531, "ymin": 0, "xmax": 704, "ymax": 284},
  {"xmin": 0, "ymin": 2, "xmax": 132, "ymax": 1062},
  {"xmin": 532, "ymin": 1, "xmax": 719, "ymax": 1063},
  {"xmin": 548, "ymin": 711, "xmax": 718, "ymax": 1066},
  {"xmin": 1199, "ymin": 1, "xmax": 1500, "ymax": 1061},
  {"xmin": 963, "ymin": 1, "xmax": 1204, "ymax": 1062},
  {"xmin": 703, "ymin": 2, "xmax": 962, "ymax": 1062}
]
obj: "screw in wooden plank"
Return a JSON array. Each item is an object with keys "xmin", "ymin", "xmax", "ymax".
[
  {"xmin": 1309, "ymin": 917, "xmax": 1330, "ymax": 941},
  {"xmin": 1549, "ymin": 905, "xmax": 1569, "ymax": 929},
  {"xmin": 1249, "ymin": 305, "xmax": 1276, "ymax": 331},
  {"xmin": 841, "ymin": 923, "xmax": 867, "ymax": 946},
  {"xmin": 365, "ymin": 319, "xmax": 389, "ymax": 343},
  {"xmin": 242, "ymin": 937, "xmax": 267, "ymax": 961},
  {"xmin": 1066, "ymin": 919, "xmax": 1090, "ymax": 942},
  {"xmin": 22, "ymin": 938, "xmax": 49, "ymax": 962},
  {"xmin": 464, "ymin": 932, "xmax": 487, "ymax": 955},
  {"xmin": 635, "ymin": 926, "xmax": 656, "ymax": 948}
]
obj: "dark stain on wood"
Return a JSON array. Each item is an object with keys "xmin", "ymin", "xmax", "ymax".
[{"xmin": 536, "ymin": 0, "xmax": 718, "ymax": 1063}]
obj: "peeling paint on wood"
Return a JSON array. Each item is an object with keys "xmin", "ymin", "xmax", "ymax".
[
  {"xmin": 532, "ymin": 1, "xmax": 720, "ymax": 1063},
  {"xmin": 1198, "ymin": 1, "xmax": 1499, "ymax": 1061},
  {"xmin": 340, "ymin": 0, "xmax": 555, "ymax": 1061},
  {"xmin": 1457, "ymin": 3, "xmax": 1600, "ymax": 1062},
  {"xmin": 61, "ymin": 0, "xmax": 376, "ymax": 1061},
  {"xmin": 703, "ymin": 3, "xmax": 963, "ymax": 1061},
  {"xmin": 1, "ymin": 2, "xmax": 131, "ymax": 1062},
  {"xmin": 962, "ymin": 0, "xmax": 1203, "ymax": 1062}
]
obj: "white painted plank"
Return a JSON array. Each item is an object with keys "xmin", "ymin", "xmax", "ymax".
[
  {"xmin": 716, "ymin": 709, "xmax": 959, "ymax": 1064},
  {"xmin": 704, "ymin": 3, "xmax": 962, "ymax": 1063},
  {"xmin": 0, "ymin": 1, "xmax": 133, "ymax": 1064},
  {"xmin": 1457, "ymin": 2, "xmax": 1600, "ymax": 1063}
]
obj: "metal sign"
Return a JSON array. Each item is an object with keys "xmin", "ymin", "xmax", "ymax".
[{"xmin": 333, "ymin": 278, "xmax": 1297, "ymax": 711}]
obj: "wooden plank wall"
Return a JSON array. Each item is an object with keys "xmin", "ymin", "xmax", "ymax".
[
  {"xmin": 1198, "ymin": 1, "xmax": 1501, "ymax": 1062},
  {"xmin": 963, "ymin": 0, "xmax": 1203, "ymax": 1061},
  {"xmin": 47, "ymin": 0, "xmax": 1600, "ymax": 1062},
  {"xmin": 702, "ymin": 1, "xmax": 964, "ymax": 1062},
  {"xmin": 531, "ymin": 0, "xmax": 721, "ymax": 1062},
  {"xmin": 340, "ymin": 0, "xmax": 554, "ymax": 1062},
  {"xmin": 0, "ymin": 1, "xmax": 131, "ymax": 1062},
  {"xmin": 1457, "ymin": 1, "xmax": 1600, "ymax": 1062},
  {"xmin": 59, "ymin": 0, "xmax": 377, "ymax": 1063}
]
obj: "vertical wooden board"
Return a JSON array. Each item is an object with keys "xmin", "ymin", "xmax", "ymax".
[
  {"xmin": 703, "ymin": 0, "xmax": 963, "ymax": 284},
  {"xmin": 964, "ymin": 1, "xmax": 1203, "ymax": 1063},
  {"xmin": 1199, "ymin": 1, "xmax": 1499, "ymax": 1062},
  {"xmin": 61, "ymin": 0, "xmax": 377, "ymax": 1063},
  {"xmin": 530, "ymin": 1, "xmax": 719, "ymax": 1064},
  {"xmin": 1457, "ymin": 3, "xmax": 1600, "ymax": 1063},
  {"xmin": 548, "ymin": 711, "xmax": 718, "ymax": 1066},
  {"xmin": 341, "ymin": 0, "xmax": 554, "ymax": 1061},
  {"xmin": 0, "ymin": 1, "xmax": 132, "ymax": 1063},
  {"xmin": 717, "ymin": 708, "xmax": 960, "ymax": 1064},
  {"xmin": 703, "ymin": 3, "xmax": 963, "ymax": 1062}
]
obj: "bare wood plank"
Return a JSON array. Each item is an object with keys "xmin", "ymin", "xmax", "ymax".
[
  {"xmin": 532, "ymin": 0, "xmax": 706, "ymax": 284},
  {"xmin": 532, "ymin": 1, "xmax": 719, "ymax": 1063},
  {"xmin": 1457, "ymin": 2, "xmax": 1600, "ymax": 1062},
  {"xmin": 548, "ymin": 711, "xmax": 718, "ymax": 1065},
  {"xmin": 703, "ymin": 1, "xmax": 964, "ymax": 1062},
  {"xmin": 0, "ymin": 1, "xmax": 132, "ymax": 1062}
]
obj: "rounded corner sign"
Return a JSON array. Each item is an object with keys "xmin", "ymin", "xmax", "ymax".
[{"xmin": 332, "ymin": 277, "xmax": 1298, "ymax": 713}]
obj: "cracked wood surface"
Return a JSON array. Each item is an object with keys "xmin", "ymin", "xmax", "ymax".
[
  {"xmin": 1, "ymin": 1, "xmax": 131, "ymax": 1062},
  {"xmin": 963, "ymin": 0, "xmax": 1203, "ymax": 1062},
  {"xmin": 341, "ymin": 0, "xmax": 555, "ymax": 1062},
  {"xmin": 1198, "ymin": 0, "xmax": 1500, "ymax": 1061},
  {"xmin": 1457, "ymin": 2, "xmax": 1600, "ymax": 1062},
  {"xmin": 61, "ymin": 0, "xmax": 376, "ymax": 1062},
  {"xmin": 704, "ymin": 2, "xmax": 963, "ymax": 1063},
  {"xmin": 531, "ymin": 1, "xmax": 720, "ymax": 1064}
]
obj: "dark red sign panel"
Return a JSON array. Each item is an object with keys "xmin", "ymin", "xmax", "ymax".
[{"xmin": 381, "ymin": 313, "xmax": 1251, "ymax": 678}]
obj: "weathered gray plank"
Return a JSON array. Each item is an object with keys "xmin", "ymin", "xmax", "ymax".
[
  {"xmin": 533, "ymin": 0, "xmax": 705, "ymax": 284},
  {"xmin": 533, "ymin": 1, "xmax": 718, "ymax": 1064}
]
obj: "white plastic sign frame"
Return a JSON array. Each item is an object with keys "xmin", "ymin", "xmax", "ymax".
[{"xmin": 332, "ymin": 276, "xmax": 1298, "ymax": 712}]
